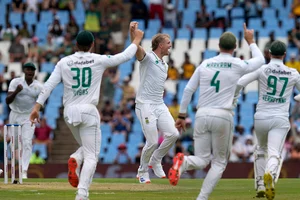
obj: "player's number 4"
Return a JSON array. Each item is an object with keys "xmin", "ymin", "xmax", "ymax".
[
  {"xmin": 211, "ymin": 71, "xmax": 220, "ymax": 93},
  {"xmin": 71, "ymin": 67, "xmax": 92, "ymax": 89}
]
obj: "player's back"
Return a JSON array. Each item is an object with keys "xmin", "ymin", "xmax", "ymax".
[
  {"xmin": 256, "ymin": 60, "xmax": 299, "ymax": 118},
  {"xmin": 197, "ymin": 54, "xmax": 246, "ymax": 110},
  {"xmin": 59, "ymin": 52, "xmax": 107, "ymax": 106}
]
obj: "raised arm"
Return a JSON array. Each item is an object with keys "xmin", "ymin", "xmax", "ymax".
[
  {"xmin": 130, "ymin": 21, "xmax": 146, "ymax": 61},
  {"xmin": 100, "ymin": 27, "xmax": 144, "ymax": 67},
  {"xmin": 242, "ymin": 23, "xmax": 265, "ymax": 74}
]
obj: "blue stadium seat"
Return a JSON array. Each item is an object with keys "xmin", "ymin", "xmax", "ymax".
[
  {"xmin": 161, "ymin": 28, "xmax": 175, "ymax": 40},
  {"xmin": 274, "ymin": 29, "xmax": 287, "ymax": 38},
  {"xmin": 149, "ymin": 19, "xmax": 161, "ymax": 30},
  {"xmin": 56, "ymin": 11, "xmax": 69, "ymax": 25},
  {"xmin": 40, "ymin": 11, "xmax": 54, "ymax": 24},
  {"xmin": 177, "ymin": 80, "xmax": 189, "ymax": 102},
  {"xmin": 111, "ymin": 134, "xmax": 126, "ymax": 146},
  {"xmin": 221, "ymin": 0, "xmax": 234, "ymax": 7},
  {"xmin": 72, "ymin": 10, "xmax": 85, "ymax": 26},
  {"xmin": 41, "ymin": 62, "xmax": 55, "ymax": 73},
  {"xmin": 226, "ymin": 27, "xmax": 242, "ymax": 40},
  {"xmin": 230, "ymin": 7, "xmax": 244, "ymax": 19},
  {"xmin": 203, "ymin": 50, "xmax": 218, "ymax": 59},
  {"xmin": 214, "ymin": 8, "xmax": 228, "ymax": 19},
  {"xmin": 145, "ymin": 28, "xmax": 158, "ymax": 39},
  {"xmin": 248, "ymin": 18, "xmax": 262, "ymax": 29},
  {"xmin": 270, "ymin": 0, "xmax": 284, "ymax": 9},
  {"xmin": 281, "ymin": 18, "xmax": 295, "ymax": 31},
  {"xmin": 9, "ymin": 12, "xmax": 22, "ymax": 27},
  {"xmin": 204, "ymin": 0, "xmax": 217, "ymax": 8},
  {"xmin": 188, "ymin": 0, "xmax": 200, "ymax": 11},
  {"xmin": 245, "ymin": 91, "xmax": 259, "ymax": 104},
  {"xmin": 177, "ymin": 28, "xmax": 190, "ymax": 39},
  {"xmin": 101, "ymin": 124, "xmax": 112, "ymax": 134},
  {"xmin": 0, "ymin": 63, "xmax": 5, "ymax": 73},
  {"xmin": 264, "ymin": 18, "xmax": 278, "ymax": 29},
  {"xmin": 182, "ymin": 10, "xmax": 196, "ymax": 28},
  {"xmin": 209, "ymin": 28, "xmax": 223, "ymax": 38},
  {"xmin": 193, "ymin": 28, "xmax": 207, "ymax": 39},
  {"xmin": 286, "ymin": 48, "xmax": 299, "ymax": 61},
  {"xmin": 114, "ymin": 87, "xmax": 123, "ymax": 105},
  {"xmin": 262, "ymin": 8, "xmax": 276, "ymax": 20},
  {"xmin": 24, "ymin": 12, "xmax": 37, "ymax": 26},
  {"xmin": 258, "ymin": 28, "xmax": 274, "ymax": 37},
  {"xmin": 231, "ymin": 18, "xmax": 244, "ymax": 28}
]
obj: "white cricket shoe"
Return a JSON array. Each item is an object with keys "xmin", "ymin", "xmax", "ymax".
[
  {"xmin": 256, "ymin": 185, "xmax": 266, "ymax": 198},
  {"xmin": 22, "ymin": 171, "xmax": 28, "ymax": 179},
  {"xmin": 137, "ymin": 171, "xmax": 151, "ymax": 184},
  {"xmin": 149, "ymin": 163, "xmax": 166, "ymax": 178},
  {"xmin": 75, "ymin": 194, "xmax": 89, "ymax": 200}
]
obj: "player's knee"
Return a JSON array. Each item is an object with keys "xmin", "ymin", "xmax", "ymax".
[
  {"xmin": 211, "ymin": 160, "xmax": 227, "ymax": 172},
  {"xmin": 145, "ymin": 142, "xmax": 158, "ymax": 151}
]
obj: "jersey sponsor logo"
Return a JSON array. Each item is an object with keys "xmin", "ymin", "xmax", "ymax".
[
  {"xmin": 262, "ymin": 94, "xmax": 286, "ymax": 103},
  {"xmin": 74, "ymin": 60, "xmax": 94, "ymax": 65},
  {"xmin": 264, "ymin": 68, "xmax": 292, "ymax": 76},
  {"xmin": 67, "ymin": 61, "xmax": 73, "ymax": 66},
  {"xmin": 206, "ymin": 62, "xmax": 232, "ymax": 68}
]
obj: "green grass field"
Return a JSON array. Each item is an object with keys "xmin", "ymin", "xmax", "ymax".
[{"xmin": 0, "ymin": 178, "xmax": 299, "ymax": 200}]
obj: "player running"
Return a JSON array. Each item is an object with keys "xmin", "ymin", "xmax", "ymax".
[
  {"xmin": 30, "ymin": 27, "xmax": 144, "ymax": 200},
  {"xmin": 168, "ymin": 23, "xmax": 265, "ymax": 200},
  {"xmin": 236, "ymin": 40, "xmax": 300, "ymax": 200}
]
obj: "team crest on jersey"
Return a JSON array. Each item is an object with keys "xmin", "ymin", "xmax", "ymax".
[
  {"xmin": 67, "ymin": 61, "xmax": 73, "ymax": 66},
  {"xmin": 106, "ymin": 55, "xmax": 111, "ymax": 58},
  {"xmin": 145, "ymin": 117, "xmax": 149, "ymax": 124}
]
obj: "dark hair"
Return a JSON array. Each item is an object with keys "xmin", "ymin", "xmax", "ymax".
[{"xmin": 77, "ymin": 43, "xmax": 93, "ymax": 52}]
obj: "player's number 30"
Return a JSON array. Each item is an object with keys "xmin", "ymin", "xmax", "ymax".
[{"xmin": 71, "ymin": 67, "xmax": 92, "ymax": 89}]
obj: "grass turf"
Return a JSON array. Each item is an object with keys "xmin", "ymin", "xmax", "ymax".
[{"xmin": 0, "ymin": 178, "xmax": 299, "ymax": 199}]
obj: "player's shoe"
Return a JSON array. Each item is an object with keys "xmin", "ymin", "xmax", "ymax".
[
  {"xmin": 75, "ymin": 194, "xmax": 89, "ymax": 200},
  {"xmin": 137, "ymin": 171, "xmax": 151, "ymax": 184},
  {"xmin": 264, "ymin": 172, "xmax": 275, "ymax": 200},
  {"xmin": 22, "ymin": 170, "xmax": 28, "ymax": 179},
  {"xmin": 168, "ymin": 153, "xmax": 184, "ymax": 186},
  {"xmin": 68, "ymin": 157, "xmax": 80, "ymax": 188},
  {"xmin": 149, "ymin": 163, "xmax": 166, "ymax": 178},
  {"xmin": 256, "ymin": 185, "xmax": 265, "ymax": 198}
]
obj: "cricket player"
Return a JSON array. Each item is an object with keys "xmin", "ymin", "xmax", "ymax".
[
  {"xmin": 236, "ymin": 40, "xmax": 300, "ymax": 200},
  {"xmin": 30, "ymin": 27, "xmax": 144, "ymax": 200},
  {"xmin": 168, "ymin": 24, "xmax": 265, "ymax": 200},
  {"xmin": 6, "ymin": 62, "xmax": 43, "ymax": 179},
  {"xmin": 130, "ymin": 22, "xmax": 180, "ymax": 183}
]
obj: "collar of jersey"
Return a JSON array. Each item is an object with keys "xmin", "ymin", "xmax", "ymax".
[
  {"xmin": 219, "ymin": 52, "xmax": 233, "ymax": 57},
  {"xmin": 270, "ymin": 58, "xmax": 283, "ymax": 64},
  {"xmin": 151, "ymin": 51, "xmax": 167, "ymax": 69}
]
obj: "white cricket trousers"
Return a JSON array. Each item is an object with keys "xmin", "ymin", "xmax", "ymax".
[
  {"xmin": 64, "ymin": 104, "xmax": 101, "ymax": 198},
  {"xmin": 183, "ymin": 108, "xmax": 233, "ymax": 200},
  {"xmin": 254, "ymin": 117, "xmax": 289, "ymax": 185},
  {"xmin": 9, "ymin": 111, "xmax": 35, "ymax": 172},
  {"xmin": 135, "ymin": 103, "xmax": 179, "ymax": 172}
]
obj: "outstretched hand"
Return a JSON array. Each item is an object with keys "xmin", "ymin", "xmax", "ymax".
[
  {"xmin": 243, "ymin": 23, "xmax": 254, "ymax": 45},
  {"xmin": 30, "ymin": 109, "xmax": 40, "ymax": 126}
]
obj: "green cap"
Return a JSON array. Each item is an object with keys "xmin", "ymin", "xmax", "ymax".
[
  {"xmin": 23, "ymin": 62, "xmax": 36, "ymax": 70},
  {"xmin": 219, "ymin": 32, "xmax": 237, "ymax": 50},
  {"xmin": 76, "ymin": 31, "xmax": 94, "ymax": 46},
  {"xmin": 269, "ymin": 40, "xmax": 286, "ymax": 56}
]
